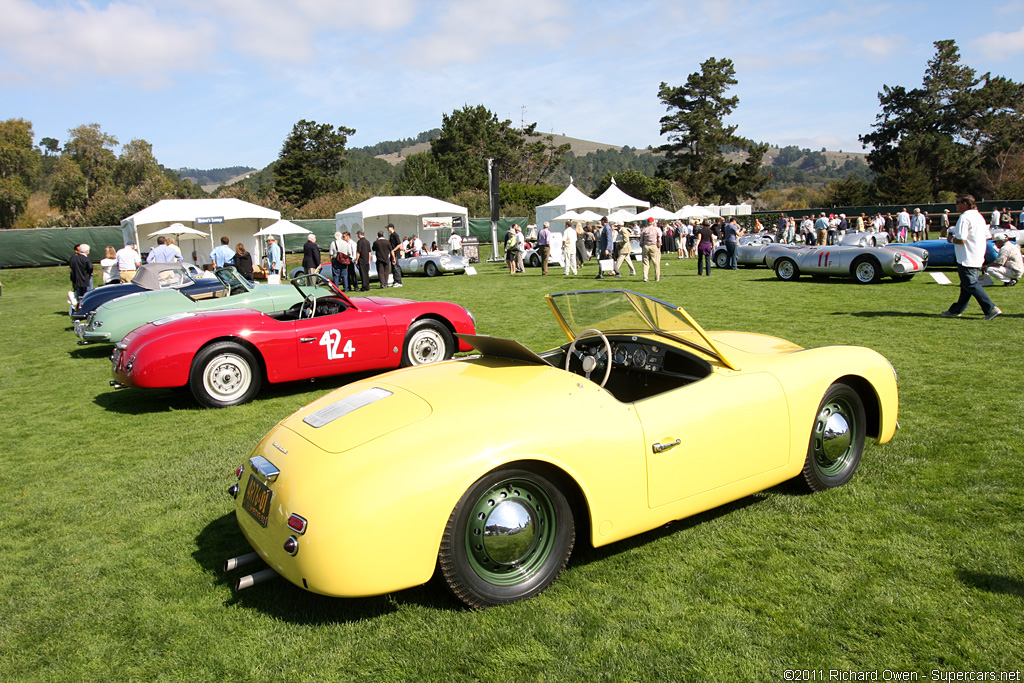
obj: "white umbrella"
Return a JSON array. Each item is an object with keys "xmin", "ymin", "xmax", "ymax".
[
  {"xmin": 575, "ymin": 210, "xmax": 605, "ymax": 223},
  {"xmin": 147, "ymin": 223, "xmax": 209, "ymax": 240},
  {"xmin": 633, "ymin": 206, "xmax": 678, "ymax": 222},
  {"xmin": 254, "ymin": 219, "xmax": 311, "ymax": 236},
  {"xmin": 606, "ymin": 209, "xmax": 640, "ymax": 224},
  {"xmin": 553, "ymin": 210, "xmax": 583, "ymax": 221},
  {"xmin": 675, "ymin": 205, "xmax": 718, "ymax": 219}
]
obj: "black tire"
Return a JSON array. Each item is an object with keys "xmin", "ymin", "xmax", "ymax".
[
  {"xmin": 774, "ymin": 257, "xmax": 799, "ymax": 281},
  {"xmin": 400, "ymin": 319, "xmax": 454, "ymax": 367},
  {"xmin": 851, "ymin": 256, "xmax": 881, "ymax": 284},
  {"xmin": 801, "ymin": 383, "xmax": 865, "ymax": 492},
  {"xmin": 714, "ymin": 250, "xmax": 728, "ymax": 269},
  {"xmin": 438, "ymin": 467, "xmax": 575, "ymax": 609},
  {"xmin": 189, "ymin": 341, "xmax": 261, "ymax": 408},
  {"xmin": 424, "ymin": 261, "xmax": 438, "ymax": 277},
  {"xmin": 530, "ymin": 254, "xmax": 541, "ymax": 268}
]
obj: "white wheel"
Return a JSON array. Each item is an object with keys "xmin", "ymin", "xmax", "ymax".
[
  {"xmin": 189, "ymin": 342, "xmax": 261, "ymax": 408},
  {"xmin": 401, "ymin": 320, "xmax": 454, "ymax": 367}
]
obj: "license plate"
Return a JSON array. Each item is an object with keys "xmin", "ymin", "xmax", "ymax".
[{"xmin": 242, "ymin": 474, "xmax": 273, "ymax": 527}]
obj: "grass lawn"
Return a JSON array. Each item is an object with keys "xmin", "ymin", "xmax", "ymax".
[{"xmin": 0, "ymin": 249, "xmax": 1021, "ymax": 682}]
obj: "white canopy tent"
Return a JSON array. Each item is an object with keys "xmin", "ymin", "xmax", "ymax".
[
  {"xmin": 593, "ymin": 177, "xmax": 650, "ymax": 214},
  {"xmin": 254, "ymin": 220, "xmax": 312, "ymax": 258},
  {"xmin": 122, "ymin": 199, "xmax": 281, "ymax": 268},
  {"xmin": 535, "ymin": 182, "xmax": 609, "ymax": 234},
  {"xmin": 335, "ymin": 196, "xmax": 469, "ymax": 246},
  {"xmin": 607, "ymin": 209, "xmax": 641, "ymax": 224}
]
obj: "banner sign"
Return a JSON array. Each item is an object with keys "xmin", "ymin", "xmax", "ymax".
[
  {"xmin": 195, "ymin": 216, "xmax": 225, "ymax": 225},
  {"xmin": 422, "ymin": 216, "xmax": 453, "ymax": 230}
]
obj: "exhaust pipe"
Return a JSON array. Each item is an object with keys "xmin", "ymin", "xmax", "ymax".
[
  {"xmin": 235, "ymin": 568, "xmax": 278, "ymax": 591},
  {"xmin": 110, "ymin": 381, "xmax": 125, "ymax": 388},
  {"xmin": 223, "ymin": 552, "xmax": 260, "ymax": 573}
]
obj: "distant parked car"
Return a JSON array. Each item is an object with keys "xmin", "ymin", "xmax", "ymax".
[
  {"xmin": 838, "ymin": 231, "xmax": 889, "ymax": 247},
  {"xmin": 713, "ymin": 236, "xmax": 792, "ymax": 269},
  {"xmin": 765, "ymin": 243, "xmax": 928, "ymax": 284},
  {"xmin": 69, "ymin": 262, "xmax": 213, "ymax": 319}
]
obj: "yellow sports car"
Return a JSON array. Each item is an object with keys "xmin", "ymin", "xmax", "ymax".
[{"xmin": 224, "ymin": 289, "xmax": 899, "ymax": 608}]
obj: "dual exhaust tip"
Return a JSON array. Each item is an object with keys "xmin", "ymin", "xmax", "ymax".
[{"xmin": 224, "ymin": 551, "xmax": 277, "ymax": 591}]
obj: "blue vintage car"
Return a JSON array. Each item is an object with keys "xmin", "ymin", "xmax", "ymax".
[
  {"xmin": 912, "ymin": 239, "xmax": 998, "ymax": 268},
  {"xmin": 70, "ymin": 262, "xmax": 221, "ymax": 319}
]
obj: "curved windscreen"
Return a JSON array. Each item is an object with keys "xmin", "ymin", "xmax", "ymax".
[{"xmin": 546, "ymin": 289, "xmax": 735, "ymax": 368}]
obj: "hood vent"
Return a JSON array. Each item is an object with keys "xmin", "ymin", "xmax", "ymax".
[{"xmin": 303, "ymin": 387, "xmax": 393, "ymax": 428}]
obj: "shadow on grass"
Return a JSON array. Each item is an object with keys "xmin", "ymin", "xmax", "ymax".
[
  {"xmin": 194, "ymin": 512, "xmax": 458, "ymax": 623},
  {"xmin": 68, "ymin": 344, "xmax": 115, "ymax": 359},
  {"xmin": 568, "ymin": 492, "xmax": 769, "ymax": 571},
  {"xmin": 92, "ymin": 372, "xmax": 377, "ymax": 415},
  {"xmin": 956, "ymin": 569, "xmax": 1024, "ymax": 599},
  {"xmin": 837, "ymin": 310, "xmax": 1022, "ymax": 319}
]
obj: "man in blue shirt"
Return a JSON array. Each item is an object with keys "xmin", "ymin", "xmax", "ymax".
[
  {"xmin": 266, "ymin": 236, "xmax": 282, "ymax": 274},
  {"xmin": 595, "ymin": 217, "xmax": 616, "ymax": 280},
  {"xmin": 210, "ymin": 236, "xmax": 235, "ymax": 269},
  {"xmin": 146, "ymin": 236, "xmax": 182, "ymax": 263}
]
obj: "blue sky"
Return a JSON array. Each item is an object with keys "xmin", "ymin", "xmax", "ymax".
[{"xmin": 2, "ymin": 0, "xmax": 1023, "ymax": 171}]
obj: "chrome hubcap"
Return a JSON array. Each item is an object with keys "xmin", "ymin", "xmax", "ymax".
[{"xmin": 483, "ymin": 500, "xmax": 536, "ymax": 564}]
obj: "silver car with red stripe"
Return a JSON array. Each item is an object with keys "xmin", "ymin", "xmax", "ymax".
[{"xmin": 765, "ymin": 243, "xmax": 928, "ymax": 284}]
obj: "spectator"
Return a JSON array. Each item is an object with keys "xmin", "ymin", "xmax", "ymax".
[
  {"xmin": 941, "ymin": 194, "xmax": 1001, "ymax": 320},
  {"xmin": 210, "ymin": 236, "xmax": 235, "ymax": 268},
  {"xmin": 69, "ymin": 244, "xmax": 93, "ymax": 302},
  {"xmin": 148, "ymin": 236, "xmax": 181, "ymax": 264},
  {"xmin": 100, "ymin": 246, "xmax": 119, "ymax": 284},
  {"xmin": 984, "ymin": 233, "xmax": 1022, "ymax": 287},
  {"xmin": 265, "ymin": 236, "xmax": 282, "ymax": 276},
  {"xmin": 302, "ymin": 234, "xmax": 320, "ymax": 274},
  {"xmin": 116, "ymin": 242, "xmax": 141, "ymax": 283},
  {"xmin": 234, "ymin": 243, "xmax": 254, "ymax": 280}
]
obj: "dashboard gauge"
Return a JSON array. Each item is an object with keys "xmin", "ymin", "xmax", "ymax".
[
  {"xmin": 632, "ymin": 347, "xmax": 648, "ymax": 366},
  {"xmin": 613, "ymin": 346, "xmax": 627, "ymax": 365}
]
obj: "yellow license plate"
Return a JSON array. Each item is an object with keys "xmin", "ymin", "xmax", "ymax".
[{"xmin": 242, "ymin": 474, "xmax": 272, "ymax": 528}]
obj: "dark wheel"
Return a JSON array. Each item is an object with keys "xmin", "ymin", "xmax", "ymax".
[
  {"xmin": 438, "ymin": 467, "xmax": 575, "ymax": 609},
  {"xmin": 852, "ymin": 256, "xmax": 881, "ymax": 284},
  {"xmin": 189, "ymin": 341, "xmax": 261, "ymax": 408},
  {"xmin": 801, "ymin": 383, "xmax": 865, "ymax": 491},
  {"xmin": 714, "ymin": 250, "xmax": 728, "ymax": 269},
  {"xmin": 401, "ymin": 319, "xmax": 454, "ymax": 367},
  {"xmin": 530, "ymin": 253, "xmax": 541, "ymax": 268},
  {"xmin": 424, "ymin": 260, "xmax": 438, "ymax": 277},
  {"xmin": 774, "ymin": 257, "xmax": 799, "ymax": 281}
]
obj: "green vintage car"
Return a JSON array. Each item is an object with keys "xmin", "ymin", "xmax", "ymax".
[{"xmin": 74, "ymin": 268, "xmax": 305, "ymax": 345}]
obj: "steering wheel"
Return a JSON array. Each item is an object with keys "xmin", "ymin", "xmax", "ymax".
[
  {"xmin": 565, "ymin": 328, "xmax": 613, "ymax": 387},
  {"xmin": 299, "ymin": 295, "xmax": 317, "ymax": 319}
]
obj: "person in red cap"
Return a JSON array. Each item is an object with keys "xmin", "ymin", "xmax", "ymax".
[{"xmin": 640, "ymin": 217, "xmax": 662, "ymax": 281}]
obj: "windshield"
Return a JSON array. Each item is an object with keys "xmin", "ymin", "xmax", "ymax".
[
  {"xmin": 214, "ymin": 267, "xmax": 253, "ymax": 296},
  {"xmin": 291, "ymin": 272, "xmax": 347, "ymax": 303},
  {"xmin": 546, "ymin": 289, "xmax": 734, "ymax": 367}
]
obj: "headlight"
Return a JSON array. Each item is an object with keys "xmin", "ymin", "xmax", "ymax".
[{"xmin": 893, "ymin": 253, "xmax": 901, "ymax": 263}]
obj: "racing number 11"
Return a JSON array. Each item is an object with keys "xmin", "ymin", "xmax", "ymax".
[{"xmin": 320, "ymin": 329, "xmax": 355, "ymax": 360}]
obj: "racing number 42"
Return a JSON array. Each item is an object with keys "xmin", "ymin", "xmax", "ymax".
[{"xmin": 320, "ymin": 329, "xmax": 355, "ymax": 360}]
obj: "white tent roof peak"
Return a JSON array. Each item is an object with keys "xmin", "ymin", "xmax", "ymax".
[
  {"xmin": 595, "ymin": 178, "xmax": 650, "ymax": 211},
  {"xmin": 537, "ymin": 184, "xmax": 607, "ymax": 211},
  {"xmin": 336, "ymin": 195, "xmax": 467, "ymax": 219},
  {"xmin": 124, "ymin": 198, "xmax": 280, "ymax": 225}
]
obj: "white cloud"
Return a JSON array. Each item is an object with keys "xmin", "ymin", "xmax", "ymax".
[
  {"xmin": 973, "ymin": 25, "xmax": 1024, "ymax": 59},
  {"xmin": 398, "ymin": 0, "xmax": 572, "ymax": 68},
  {"xmin": 0, "ymin": 0, "xmax": 215, "ymax": 84}
]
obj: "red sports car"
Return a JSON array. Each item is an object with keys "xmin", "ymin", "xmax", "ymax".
[{"xmin": 110, "ymin": 274, "xmax": 476, "ymax": 407}]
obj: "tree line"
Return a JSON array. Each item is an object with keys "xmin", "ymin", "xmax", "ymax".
[{"xmin": 1, "ymin": 38, "xmax": 1019, "ymax": 230}]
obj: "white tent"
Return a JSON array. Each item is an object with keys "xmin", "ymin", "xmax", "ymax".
[
  {"xmin": 335, "ymin": 196, "xmax": 469, "ymax": 245},
  {"xmin": 607, "ymin": 209, "xmax": 641, "ymax": 224},
  {"xmin": 593, "ymin": 177, "xmax": 650, "ymax": 213},
  {"xmin": 535, "ymin": 183, "xmax": 608, "ymax": 234},
  {"xmin": 122, "ymin": 198, "xmax": 281, "ymax": 267}
]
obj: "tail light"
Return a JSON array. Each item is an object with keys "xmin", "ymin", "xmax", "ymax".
[{"xmin": 287, "ymin": 514, "xmax": 307, "ymax": 534}]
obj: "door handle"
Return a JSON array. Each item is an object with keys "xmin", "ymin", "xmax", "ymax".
[
  {"xmin": 652, "ymin": 439, "xmax": 681, "ymax": 454},
  {"xmin": 300, "ymin": 337, "xmax": 316, "ymax": 343}
]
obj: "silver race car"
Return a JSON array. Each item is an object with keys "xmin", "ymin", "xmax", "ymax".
[{"xmin": 765, "ymin": 243, "xmax": 928, "ymax": 284}]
